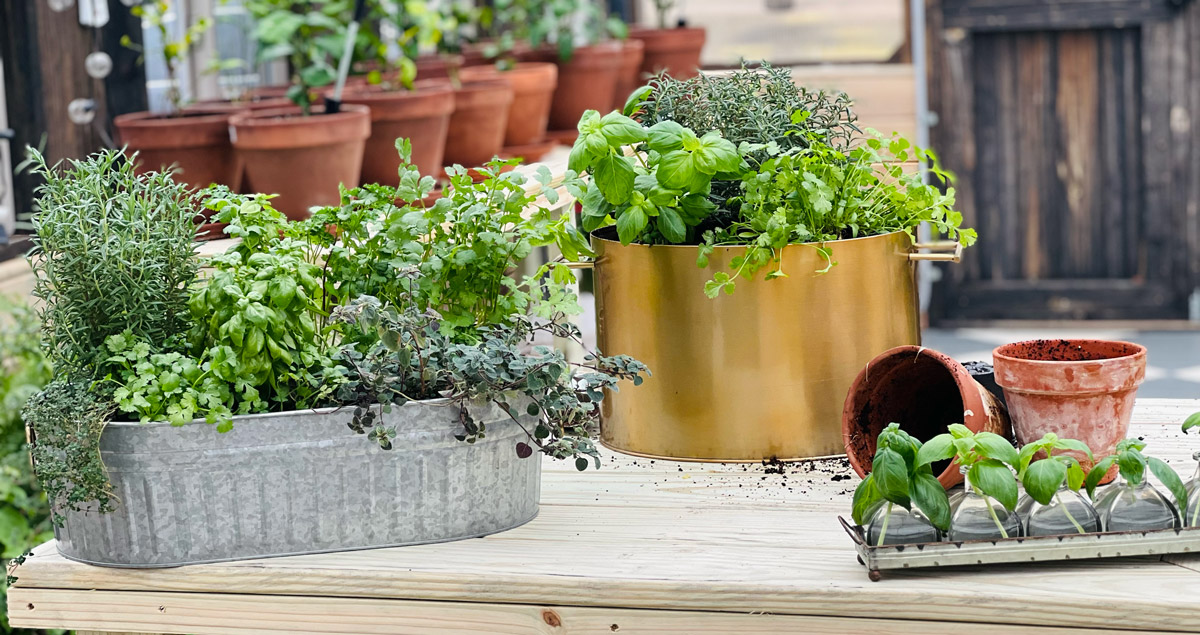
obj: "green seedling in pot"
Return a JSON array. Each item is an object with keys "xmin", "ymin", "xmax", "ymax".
[
  {"xmin": 851, "ymin": 423, "xmax": 951, "ymax": 546},
  {"xmin": 1015, "ymin": 433, "xmax": 1093, "ymax": 533},
  {"xmin": 1085, "ymin": 438, "xmax": 1187, "ymax": 513},
  {"xmin": 916, "ymin": 424, "xmax": 1019, "ymax": 538}
]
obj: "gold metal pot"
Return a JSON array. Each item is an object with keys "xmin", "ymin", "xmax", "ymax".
[{"xmin": 588, "ymin": 230, "xmax": 960, "ymax": 461}]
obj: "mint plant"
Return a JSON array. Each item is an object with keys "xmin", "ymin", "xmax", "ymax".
[
  {"xmin": 1085, "ymin": 438, "xmax": 1187, "ymax": 512},
  {"xmin": 851, "ymin": 423, "xmax": 951, "ymax": 545},
  {"xmin": 916, "ymin": 424, "xmax": 1019, "ymax": 537}
]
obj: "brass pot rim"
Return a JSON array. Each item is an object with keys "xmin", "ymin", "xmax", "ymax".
[{"xmin": 589, "ymin": 228, "xmax": 911, "ymax": 251}]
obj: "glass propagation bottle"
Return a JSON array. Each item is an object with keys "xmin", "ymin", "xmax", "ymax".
[
  {"xmin": 1095, "ymin": 478, "xmax": 1180, "ymax": 532},
  {"xmin": 1021, "ymin": 482, "xmax": 1100, "ymax": 537},
  {"xmin": 866, "ymin": 501, "xmax": 941, "ymax": 546},
  {"xmin": 1184, "ymin": 451, "xmax": 1200, "ymax": 528},
  {"xmin": 948, "ymin": 466, "xmax": 1022, "ymax": 541}
]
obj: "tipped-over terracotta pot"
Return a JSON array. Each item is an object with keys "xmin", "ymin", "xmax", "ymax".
[
  {"xmin": 459, "ymin": 63, "xmax": 557, "ymax": 147},
  {"xmin": 629, "ymin": 26, "xmax": 706, "ymax": 79},
  {"xmin": 548, "ymin": 41, "xmax": 623, "ymax": 131},
  {"xmin": 613, "ymin": 38, "xmax": 646, "ymax": 111},
  {"xmin": 843, "ymin": 346, "xmax": 1012, "ymax": 489},
  {"xmin": 443, "ymin": 80, "xmax": 514, "ymax": 168},
  {"xmin": 993, "ymin": 339, "xmax": 1147, "ymax": 484},
  {"xmin": 340, "ymin": 80, "xmax": 455, "ymax": 182},
  {"xmin": 114, "ymin": 110, "xmax": 243, "ymax": 191},
  {"xmin": 229, "ymin": 104, "xmax": 370, "ymax": 221}
]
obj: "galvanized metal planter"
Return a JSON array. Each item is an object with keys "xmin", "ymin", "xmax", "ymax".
[
  {"xmin": 55, "ymin": 401, "xmax": 541, "ymax": 568},
  {"xmin": 590, "ymin": 229, "xmax": 961, "ymax": 462},
  {"xmin": 840, "ymin": 516, "xmax": 1200, "ymax": 581}
]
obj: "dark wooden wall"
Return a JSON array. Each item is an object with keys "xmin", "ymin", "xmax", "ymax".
[
  {"xmin": 926, "ymin": 0, "xmax": 1200, "ymax": 321},
  {"xmin": 0, "ymin": 0, "xmax": 145, "ymax": 221}
]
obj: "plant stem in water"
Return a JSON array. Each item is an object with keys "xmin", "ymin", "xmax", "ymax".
[
  {"xmin": 982, "ymin": 493, "xmax": 1010, "ymax": 539},
  {"xmin": 1055, "ymin": 491, "xmax": 1086, "ymax": 534},
  {"xmin": 876, "ymin": 501, "xmax": 893, "ymax": 547}
]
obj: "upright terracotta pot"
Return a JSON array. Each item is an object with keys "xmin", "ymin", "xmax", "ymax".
[
  {"xmin": 843, "ymin": 346, "xmax": 1012, "ymax": 489},
  {"xmin": 613, "ymin": 39, "xmax": 646, "ymax": 111},
  {"xmin": 340, "ymin": 80, "xmax": 455, "ymax": 182},
  {"xmin": 183, "ymin": 97, "xmax": 291, "ymax": 114},
  {"xmin": 415, "ymin": 53, "xmax": 465, "ymax": 79},
  {"xmin": 993, "ymin": 340, "xmax": 1147, "ymax": 484},
  {"xmin": 114, "ymin": 110, "xmax": 243, "ymax": 191},
  {"xmin": 548, "ymin": 41, "xmax": 623, "ymax": 131},
  {"xmin": 629, "ymin": 26, "xmax": 706, "ymax": 79},
  {"xmin": 459, "ymin": 63, "xmax": 557, "ymax": 147},
  {"xmin": 229, "ymin": 104, "xmax": 371, "ymax": 220},
  {"xmin": 443, "ymin": 80, "xmax": 514, "ymax": 168}
]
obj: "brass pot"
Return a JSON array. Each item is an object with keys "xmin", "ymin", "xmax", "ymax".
[{"xmin": 590, "ymin": 229, "xmax": 961, "ymax": 461}]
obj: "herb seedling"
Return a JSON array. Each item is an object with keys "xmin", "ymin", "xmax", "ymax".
[
  {"xmin": 916, "ymin": 424, "xmax": 1019, "ymax": 538},
  {"xmin": 1184, "ymin": 413, "xmax": 1200, "ymax": 525},
  {"xmin": 1015, "ymin": 433, "xmax": 1093, "ymax": 533},
  {"xmin": 1085, "ymin": 438, "xmax": 1187, "ymax": 513},
  {"xmin": 851, "ymin": 423, "xmax": 951, "ymax": 546}
]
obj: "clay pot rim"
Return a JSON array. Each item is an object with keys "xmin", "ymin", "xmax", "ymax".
[
  {"xmin": 842, "ymin": 345, "xmax": 991, "ymax": 488},
  {"xmin": 453, "ymin": 79, "xmax": 515, "ymax": 107},
  {"xmin": 114, "ymin": 110, "xmax": 235, "ymax": 127},
  {"xmin": 229, "ymin": 103, "xmax": 371, "ymax": 128},
  {"xmin": 992, "ymin": 339, "xmax": 1148, "ymax": 366}
]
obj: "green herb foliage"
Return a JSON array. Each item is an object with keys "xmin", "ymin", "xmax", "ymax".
[
  {"xmin": 25, "ymin": 148, "xmax": 198, "ymax": 379},
  {"xmin": 1085, "ymin": 438, "xmax": 1187, "ymax": 513},
  {"xmin": 851, "ymin": 423, "xmax": 951, "ymax": 544},
  {"xmin": 1015, "ymin": 433, "xmax": 1093, "ymax": 504},
  {"xmin": 917, "ymin": 424, "xmax": 1019, "ymax": 510},
  {"xmin": 24, "ymin": 379, "xmax": 116, "ymax": 522},
  {"xmin": 121, "ymin": 0, "xmax": 216, "ymax": 113},
  {"xmin": 248, "ymin": 0, "xmax": 349, "ymax": 113},
  {"xmin": 331, "ymin": 295, "xmax": 647, "ymax": 467}
]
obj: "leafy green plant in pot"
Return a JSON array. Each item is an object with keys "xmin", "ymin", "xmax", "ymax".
[
  {"xmin": 113, "ymin": 0, "xmax": 246, "ymax": 192},
  {"xmin": 1084, "ymin": 438, "xmax": 1185, "ymax": 532},
  {"xmin": 339, "ymin": 0, "xmax": 457, "ymax": 180},
  {"xmin": 565, "ymin": 63, "xmax": 976, "ymax": 462},
  {"xmin": 1013, "ymin": 433, "xmax": 1100, "ymax": 536},
  {"xmin": 232, "ymin": 0, "xmax": 371, "ymax": 219},
  {"xmin": 627, "ymin": 0, "xmax": 706, "ymax": 80},
  {"xmin": 851, "ymin": 424, "xmax": 950, "ymax": 546},
  {"xmin": 19, "ymin": 140, "xmax": 647, "ymax": 567},
  {"xmin": 917, "ymin": 424, "xmax": 1021, "ymax": 540},
  {"xmin": 531, "ymin": 0, "xmax": 628, "ymax": 135}
]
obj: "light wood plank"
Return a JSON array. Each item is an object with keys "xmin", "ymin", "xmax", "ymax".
[
  {"xmin": 10, "ymin": 400, "xmax": 1200, "ymax": 633},
  {"xmin": 7, "ymin": 589, "xmax": 1173, "ymax": 635}
]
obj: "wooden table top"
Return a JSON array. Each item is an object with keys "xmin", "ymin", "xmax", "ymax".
[{"xmin": 9, "ymin": 397, "xmax": 1200, "ymax": 634}]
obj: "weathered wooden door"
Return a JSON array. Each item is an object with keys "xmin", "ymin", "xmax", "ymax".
[{"xmin": 926, "ymin": 0, "xmax": 1200, "ymax": 321}]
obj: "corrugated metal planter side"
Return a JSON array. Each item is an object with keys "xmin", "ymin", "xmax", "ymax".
[{"xmin": 54, "ymin": 400, "xmax": 541, "ymax": 567}]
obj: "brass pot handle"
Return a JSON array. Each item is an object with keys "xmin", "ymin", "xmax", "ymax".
[
  {"xmin": 551, "ymin": 255, "xmax": 596, "ymax": 270},
  {"xmin": 908, "ymin": 241, "xmax": 963, "ymax": 263}
]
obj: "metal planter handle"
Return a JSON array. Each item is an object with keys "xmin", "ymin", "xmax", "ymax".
[{"xmin": 908, "ymin": 240, "xmax": 963, "ymax": 263}]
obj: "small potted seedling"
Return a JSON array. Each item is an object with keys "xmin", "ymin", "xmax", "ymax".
[
  {"xmin": 1182, "ymin": 413, "xmax": 1200, "ymax": 526},
  {"xmin": 916, "ymin": 424, "xmax": 1020, "ymax": 540},
  {"xmin": 851, "ymin": 423, "xmax": 951, "ymax": 546},
  {"xmin": 1085, "ymin": 438, "xmax": 1186, "ymax": 532},
  {"xmin": 1015, "ymin": 433, "xmax": 1100, "ymax": 535}
]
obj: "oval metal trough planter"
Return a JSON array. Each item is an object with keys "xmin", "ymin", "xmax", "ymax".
[{"xmin": 53, "ymin": 400, "xmax": 541, "ymax": 568}]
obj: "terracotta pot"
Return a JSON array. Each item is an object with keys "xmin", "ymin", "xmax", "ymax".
[
  {"xmin": 548, "ymin": 41, "xmax": 623, "ymax": 131},
  {"xmin": 249, "ymin": 84, "xmax": 291, "ymax": 100},
  {"xmin": 183, "ymin": 97, "xmax": 291, "ymax": 114},
  {"xmin": 229, "ymin": 104, "xmax": 371, "ymax": 221},
  {"xmin": 613, "ymin": 39, "xmax": 646, "ymax": 111},
  {"xmin": 460, "ymin": 63, "xmax": 557, "ymax": 147},
  {"xmin": 993, "ymin": 339, "xmax": 1147, "ymax": 484},
  {"xmin": 843, "ymin": 346, "xmax": 1012, "ymax": 489},
  {"xmin": 340, "ymin": 80, "xmax": 456, "ymax": 182},
  {"xmin": 114, "ymin": 110, "xmax": 242, "ymax": 191},
  {"xmin": 416, "ymin": 54, "xmax": 465, "ymax": 79},
  {"xmin": 629, "ymin": 26, "xmax": 706, "ymax": 79},
  {"xmin": 514, "ymin": 43, "xmax": 558, "ymax": 64},
  {"xmin": 443, "ymin": 80, "xmax": 514, "ymax": 168}
]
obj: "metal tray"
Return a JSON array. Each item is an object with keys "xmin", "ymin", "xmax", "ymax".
[{"xmin": 839, "ymin": 516, "xmax": 1200, "ymax": 581}]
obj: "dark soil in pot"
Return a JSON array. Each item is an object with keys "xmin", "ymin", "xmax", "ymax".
[
  {"xmin": 443, "ymin": 79, "xmax": 514, "ymax": 168},
  {"xmin": 629, "ymin": 26, "xmax": 706, "ymax": 79},
  {"xmin": 114, "ymin": 110, "xmax": 242, "ymax": 191},
  {"xmin": 229, "ymin": 104, "xmax": 371, "ymax": 221},
  {"xmin": 340, "ymin": 80, "xmax": 456, "ymax": 182},
  {"xmin": 459, "ymin": 63, "xmax": 557, "ymax": 147},
  {"xmin": 548, "ymin": 41, "xmax": 623, "ymax": 131}
]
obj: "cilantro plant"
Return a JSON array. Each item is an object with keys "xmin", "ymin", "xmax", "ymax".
[
  {"xmin": 916, "ymin": 423, "xmax": 1019, "ymax": 537},
  {"xmin": 331, "ymin": 295, "xmax": 647, "ymax": 468},
  {"xmin": 1084, "ymin": 438, "xmax": 1187, "ymax": 513},
  {"xmin": 851, "ymin": 423, "xmax": 951, "ymax": 545}
]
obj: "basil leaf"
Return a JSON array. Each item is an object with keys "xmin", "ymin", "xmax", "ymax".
[
  {"xmin": 623, "ymin": 85, "xmax": 653, "ymax": 117},
  {"xmin": 1184, "ymin": 412, "xmax": 1200, "ymax": 433},
  {"xmin": 1023, "ymin": 458, "xmax": 1068, "ymax": 505},
  {"xmin": 872, "ymin": 447, "xmax": 910, "ymax": 509},
  {"xmin": 1065, "ymin": 458, "xmax": 1085, "ymax": 491},
  {"xmin": 1118, "ymin": 448, "xmax": 1147, "ymax": 486},
  {"xmin": 1148, "ymin": 457, "xmax": 1188, "ymax": 514},
  {"xmin": 656, "ymin": 150, "xmax": 698, "ymax": 190},
  {"xmin": 568, "ymin": 141, "xmax": 592, "ymax": 174},
  {"xmin": 594, "ymin": 154, "xmax": 636, "ymax": 205},
  {"xmin": 576, "ymin": 109, "xmax": 601, "ymax": 134},
  {"xmin": 1085, "ymin": 455, "xmax": 1116, "ymax": 499},
  {"xmin": 599, "ymin": 112, "xmax": 647, "ymax": 145},
  {"xmin": 647, "ymin": 121, "xmax": 686, "ymax": 153},
  {"xmin": 615, "ymin": 206, "xmax": 648, "ymax": 245},
  {"xmin": 657, "ymin": 207, "xmax": 686, "ymax": 243},
  {"xmin": 970, "ymin": 459, "xmax": 1018, "ymax": 511},
  {"xmin": 851, "ymin": 473, "xmax": 881, "ymax": 525},
  {"xmin": 1052, "ymin": 437, "xmax": 1094, "ymax": 461},
  {"xmin": 974, "ymin": 432, "xmax": 1019, "ymax": 467},
  {"xmin": 916, "ymin": 433, "xmax": 954, "ymax": 467},
  {"xmin": 911, "ymin": 471, "xmax": 951, "ymax": 531},
  {"xmin": 697, "ymin": 131, "xmax": 740, "ymax": 173}
]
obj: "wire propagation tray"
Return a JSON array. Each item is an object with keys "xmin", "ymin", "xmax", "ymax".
[{"xmin": 839, "ymin": 516, "xmax": 1200, "ymax": 581}]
